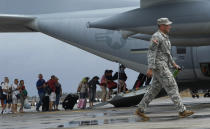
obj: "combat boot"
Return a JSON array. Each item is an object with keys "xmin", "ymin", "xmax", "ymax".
[
  {"xmin": 179, "ymin": 110, "xmax": 194, "ymax": 118},
  {"xmin": 136, "ymin": 109, "xmax": 150, "ymax": 121}
]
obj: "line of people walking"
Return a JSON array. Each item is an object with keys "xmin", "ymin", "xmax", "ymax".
[
  {"xmin": 100, "ymin": 65, "xmax": 128, "ymax": 102},
  {"xmin": 77, "ymin": 76, "xmax": 100, "ymax": 109},
  {"xmin": 0, "ymin": 77, "xmax": 28, "ymax": 114},
  {"xmin": 76, "ymin": 65, "xmax": 129, "ymax": 109},
  {"xmin": 0, "ymin": 67, "xmax": 150, "ymax": 113}
]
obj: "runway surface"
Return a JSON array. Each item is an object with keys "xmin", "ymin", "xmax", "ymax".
[{"xmin": 1, "ymin": 97, "xmax": 210, "ymax": 129}]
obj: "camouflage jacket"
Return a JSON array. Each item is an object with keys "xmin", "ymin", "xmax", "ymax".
[{"xmin": 148, "ymin": 30, "xmax": 175, "ymax": 70}]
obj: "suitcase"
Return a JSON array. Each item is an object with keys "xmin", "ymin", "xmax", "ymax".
[
  {"xmin": 42, "ymin": 96, "xmax": 49, "ymax": 112},
  {"xmin": 24, "ymin": 99, "xmax": 31, "ymax": 109},
  {"xmin": 77, "ymin": 99, "xmax": 86, "ymax": 109},
  {"xmin": 62, "ymin": 94, "xmax": 79, "ymax": 110}
]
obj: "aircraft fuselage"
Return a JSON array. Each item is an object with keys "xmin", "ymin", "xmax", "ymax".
[{"xmin": 30, "ymin": 1, "xmax": 210, "ymax": 87}]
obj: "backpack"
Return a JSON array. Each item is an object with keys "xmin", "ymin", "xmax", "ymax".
[
  {"xmin": 119, "ymin": 72, "xmax": 127, "ymax": 81},
  {"xmin": 21, "ymin": 89, "xmax": 28, "ymax": 97},
  {"xmin": 23, "ymin": 89, "xmax": 28, "ymax": 97},
  {"xmin": 55, "ymin": 84, "xmax": 61, "ymax": 95}
]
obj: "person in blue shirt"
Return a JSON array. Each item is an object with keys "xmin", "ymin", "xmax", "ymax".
[{"xmin": 36, "ymin": 74, "xmax": 46, "ymax": 111}]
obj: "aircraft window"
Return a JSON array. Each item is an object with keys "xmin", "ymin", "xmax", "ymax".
[
  {"xmin": 176, "ymin": 47, "xmax": 186, "ymax": 54},
  {"xmin": 130, "ymin": 48, "xmax": 148, "ymax": 54},
  {"xmin": 200, "ymin": 63, "xmax": 210, "ymax": 77}
]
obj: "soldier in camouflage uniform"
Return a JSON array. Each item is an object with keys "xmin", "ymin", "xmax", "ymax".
[{"xmin": 136, "ymin": 18, "xmax": 194, "ymax": 121}]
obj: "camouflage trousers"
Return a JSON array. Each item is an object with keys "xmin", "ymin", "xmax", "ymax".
[{"xmin": 138, "ymin": 65, "xmax": 186, "ymax": 113}]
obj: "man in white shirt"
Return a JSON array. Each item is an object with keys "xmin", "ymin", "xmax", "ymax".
[
  {"xmin": 11, "ymin": 79, "xmax": 19, "ymax": 113},
  {"xmin": 2, "ymin": 77, "xmax": 12, "ymax": 113}
]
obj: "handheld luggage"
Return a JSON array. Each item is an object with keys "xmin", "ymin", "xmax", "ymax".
[
  {"xmin": 62, "ymin": 94, "xmax": 79, "ymax": 110},
  {"xmin": 173, "ymin": 67, "xmax": 183, "ymax": 77},
  {"xmin": 77, "ymin": 99, "xmax": 86, "ymax": 109},
  {"xmin": 24, "ymin": 99, "xmax": 31, "ymax": 109},
  {"xmin": 42, "ymin": 96, "xmax": 49, "ymax": 112}
]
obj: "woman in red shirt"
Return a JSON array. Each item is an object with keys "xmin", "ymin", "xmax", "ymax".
[{"xmin": 47, "ymin": 75, "xmax": 56, "ymax": 111}]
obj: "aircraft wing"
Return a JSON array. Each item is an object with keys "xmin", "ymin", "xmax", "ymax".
[
  {"xmin": 0, "ymin": 14, "xmax": 36, "ymax": 32},
  {"xmin": 88, "ymin": 0, "xmax": 210, "ymax": 46},
  {"xmin": 88, "ymin": 0, "xmax": 196, "ymax": 30}
]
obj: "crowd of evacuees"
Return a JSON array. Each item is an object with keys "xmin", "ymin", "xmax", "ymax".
[
  {"xmin": 77, "ymin": 65, "xmax": 152, "ymax": 109},
  {"xmin": 0, "ymin": 77, "xmax": 28, "ymax": 114},
  {"xmin": 76, "ymin": 65, "xmax": 127, "ymax": 109},
  {"xmin": 99, "ymin": 65, "xmax": 128, "ymax": 102},
  {"xmin": 0, "ymin": 65, "xmax": 151, "ymax": 113},
  {"xmin": 0, "ymin": 74, "xmax": 62, "ymax": 114}
]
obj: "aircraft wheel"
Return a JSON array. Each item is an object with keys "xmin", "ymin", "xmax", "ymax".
[{"xmin": 204, "ymin": 93, "xmax": 208, "ymax": 98}]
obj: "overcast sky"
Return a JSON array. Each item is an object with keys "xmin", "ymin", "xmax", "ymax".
[
  {"xmin": 0, "ymin": 0, "xmax": 140, "ymax": 96},
  {"xmin": 0, "ymin": 0, "xmax": 139, "ymax": 14}
]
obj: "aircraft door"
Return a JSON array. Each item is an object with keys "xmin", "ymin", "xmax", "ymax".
[
  {"xmin": 194, "ymin": 46, "xmax": 210, "ymax": 80},
  {"xmin": 171, "ymin": 46, "xmax": 196, "ymax": 80}
]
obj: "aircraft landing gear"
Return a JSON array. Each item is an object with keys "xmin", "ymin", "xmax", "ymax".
[
  {"xmin": 191, "ymin": 89, "xmax": 199, "ymax": 99},
  {"xmin": 192, "ymin": 94, "xmax": 199, "ymax": 98}
]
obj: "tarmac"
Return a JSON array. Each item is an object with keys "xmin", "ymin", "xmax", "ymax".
[{"xmin": 1, "ymin": 97, "xmax": 210, "ymax": 129}]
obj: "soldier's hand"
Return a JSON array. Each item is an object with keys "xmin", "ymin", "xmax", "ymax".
[
  {"xmin": 174, "ymin": 64, "xmax": 181, "ymax": 70},
  {"xmin": 152, "ymin": 39, "xmax": 159, "ymax": 45},
  {"xmin": 147, "ymin": 69, "xmax": 153, "ymax": 78}
]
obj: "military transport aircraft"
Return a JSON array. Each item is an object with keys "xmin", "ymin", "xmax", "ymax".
[{"xmin": 1, "ymin": 0, "xmax": 210, "ymax": 106}]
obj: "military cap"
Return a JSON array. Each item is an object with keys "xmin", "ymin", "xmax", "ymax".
[{"xmin": 157, "ymin": 18, "xmax": 172, "ymax": 25}]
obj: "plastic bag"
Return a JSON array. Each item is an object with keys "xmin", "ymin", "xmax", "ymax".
[{"xmin": 24, "ymin": 99, "xmax": 31, "ymax": 109}]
